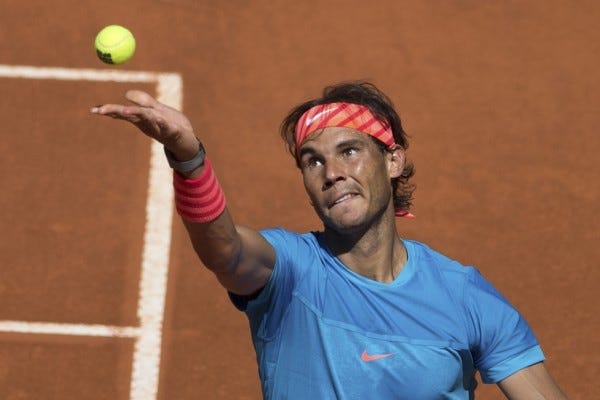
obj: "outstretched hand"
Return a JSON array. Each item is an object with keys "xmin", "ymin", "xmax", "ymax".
[{"xmin": 91, "ymin": 90, "xmax": 198, "ymax": 157}]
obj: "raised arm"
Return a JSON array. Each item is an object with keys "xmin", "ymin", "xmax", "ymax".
[{"xmin": 91, "ymin": 90, "xmax": 275, "ymax": 295}]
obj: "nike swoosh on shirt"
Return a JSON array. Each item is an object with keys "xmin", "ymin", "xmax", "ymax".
[{"xmin": 361, "ymin": 350, "xmax": 394, "ymax": 362}]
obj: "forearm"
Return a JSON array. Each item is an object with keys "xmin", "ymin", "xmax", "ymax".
[
  {"xmin": 182, "ymin": 208, "xmax": 242, "ymax": 274},
  {"xmin": 172, "ymin": 151, "xmax": 238, "ymax": 271},
  {"xmin": 173, "ymin": 158, "xmax": 274, "ymax": 294}
]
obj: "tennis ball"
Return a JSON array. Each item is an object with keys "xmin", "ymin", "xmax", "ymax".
[{"xmin": 95, "ymin": 25, "xmax": 136, "ymax": 65}]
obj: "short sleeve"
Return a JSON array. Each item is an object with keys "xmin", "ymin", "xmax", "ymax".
[
  {"xmin": 463, "ymin": 268, "xmax": 545, "ymax": 383},
  {"xmin": 228, "ymin": 228, "xmax": 305, "ymax": 340}
]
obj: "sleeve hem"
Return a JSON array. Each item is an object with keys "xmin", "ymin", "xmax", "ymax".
[{"xmin": 480, "ymin": 345, "xmax": 546, "ymax": 383}]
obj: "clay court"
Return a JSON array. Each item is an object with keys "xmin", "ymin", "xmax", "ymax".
[{"xmin": 0, "ymin": 1, "xmax": 598, "ymax": 399}]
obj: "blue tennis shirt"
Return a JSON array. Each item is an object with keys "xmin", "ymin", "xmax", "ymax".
[{"xmin": 230, "ymin": 228, "xmax": 544, "ymax": 399}]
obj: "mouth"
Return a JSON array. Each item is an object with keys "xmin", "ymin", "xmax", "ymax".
[{"xmin": 330, "ymin": 193, "xmax": 357, "ymax": 208}]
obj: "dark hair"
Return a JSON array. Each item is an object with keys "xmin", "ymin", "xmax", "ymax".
[{"xmin": 279, "ymin": 81, "xmax": 416, "ymax": 213}]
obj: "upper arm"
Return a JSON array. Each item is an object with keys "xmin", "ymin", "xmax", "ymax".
[
  {"xmin": 497, "ymin": 362, "xmax": 568, "ymax": 400},
  {"xmin": 217, "ymin": 224, "xmax": 276, "ymax": 295}
]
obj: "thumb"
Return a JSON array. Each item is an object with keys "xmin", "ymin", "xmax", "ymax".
[{"xmin": 125, "ymin": 90, "xmax": 159, "ymax": 108}]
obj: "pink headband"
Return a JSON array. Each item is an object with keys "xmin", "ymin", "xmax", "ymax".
[
  {"xmin": 295, "ymin": 102, "xmax": 414, "ymax": 218},
  {"xmin": 295, "ymin": 102, "xmax": 395, "ymax": 150}
]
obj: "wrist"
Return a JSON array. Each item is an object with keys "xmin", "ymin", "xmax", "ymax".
[
  {"xmin": 164, "ymin": 139, "xmax": 206, "ymax": 173},
  {"xmin": 173, "ymin": 157, "xmax": 226, "ymax": 223}
]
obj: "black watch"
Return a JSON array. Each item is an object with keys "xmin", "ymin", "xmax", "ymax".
[{"xmin": 163, "ymin": 139, "xmax": 206, "ymax": 172}]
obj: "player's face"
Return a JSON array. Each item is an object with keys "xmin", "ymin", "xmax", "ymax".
[{"xmin": 298, "ymin": 127, "xmax": 399, "ymax": 233}]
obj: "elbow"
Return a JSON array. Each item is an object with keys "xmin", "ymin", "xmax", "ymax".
[{"xmin": 193, "ymin": 238, "xmax": 243, "ymax": 275}]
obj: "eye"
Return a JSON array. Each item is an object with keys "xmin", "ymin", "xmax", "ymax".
[
  {"xmin": 303, "ymin": 156, "xmax": 323, "ymax": 169},
  {"xmin": 342, "ymin": 147, "xmax": 358, "ymax": 157}
]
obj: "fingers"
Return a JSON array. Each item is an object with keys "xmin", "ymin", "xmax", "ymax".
[
  {"xmin": 90, "ymin": 104, "xmax": 149, "ymax": 125},
  {"xmin": 91, "ymin": 103, "xmax": 131, "ymax": 117},
  {"xmin": 90, "ymin": 90, "xmax": 191, "ymax": 146},
  {"xmin": 90, "ymin": 90, "xmax": 158, "ymax": 113},
  {"xmin": 91, "ymin": 101, "xmax": 166, "ymax": 140},
  {"xmin": 125, "ymin": 90, "xmax": 159, "ymax": 108}
]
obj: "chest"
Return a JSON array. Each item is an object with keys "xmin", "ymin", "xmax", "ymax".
[{"xmin": 264, "ymin": 298, "xmax": 476, "ymax": 399}]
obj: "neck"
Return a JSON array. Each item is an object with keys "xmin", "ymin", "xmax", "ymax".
[{"xmin": 323, "ymin": 212, "xmax": 407, "ymax": 283}]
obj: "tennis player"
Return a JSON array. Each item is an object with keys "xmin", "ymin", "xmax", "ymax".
[{"xmin": 92, "ymin": 81, "xmax": 568, "ymax": 399}]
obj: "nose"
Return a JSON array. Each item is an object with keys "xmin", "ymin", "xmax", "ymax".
[{"xmin": 322, "ymin": 158, "xmax": 345, "ymax": 190}]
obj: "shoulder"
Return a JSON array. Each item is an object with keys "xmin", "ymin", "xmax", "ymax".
[
  {"xmin": 260, "ymin": 227, "xmax": 314, "ymax": 242},
  {"xmin": 404, "ymin": 239, "xmax": 477, "ymax": 283},
  {"xmin": 403, "ymin": 240, "xmax": 542, "ymax": 379},
  {"xmin": 259, "ymin": 227, "xmax": 321, "ymax": 255},
  {"xmin": 405, "ymin": 240, "xmax": 510, "ymax": 306},
  {"xmin": 258, "ymin": 228, "xmax": 329, "ymax": 274}
]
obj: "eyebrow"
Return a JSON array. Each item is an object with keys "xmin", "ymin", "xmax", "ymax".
[{"xmin": 298, "ymin": 138, "xmax": 365, "ymax": 159}]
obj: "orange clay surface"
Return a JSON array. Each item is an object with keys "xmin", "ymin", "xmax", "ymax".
[{"xmin": 0, "ymin": 1, "xmax": 598, "ymax": 399}]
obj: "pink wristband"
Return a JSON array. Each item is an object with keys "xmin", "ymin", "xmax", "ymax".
[{"xmin": 173, "ymin": 158, "xmax": 226, "ymax": 223}]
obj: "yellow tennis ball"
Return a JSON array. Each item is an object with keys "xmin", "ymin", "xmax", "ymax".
[{"xmin": 95, "ymin": 25, "xmax": 136, "ymax": 65}]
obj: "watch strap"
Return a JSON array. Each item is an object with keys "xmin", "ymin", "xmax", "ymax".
[{"xmin": 163, "ymin": 140, "xmax": 206, "ymax": 172}]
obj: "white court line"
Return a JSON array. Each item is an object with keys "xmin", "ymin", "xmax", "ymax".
[
  {"xmin": 129, "ymin": 72, "xmax": 180, "ymax": 400},
  {"xmin": 0, "ymin": 321, "xmax": 140, "ymax": 338},
  {"xmin": 0, "ymin": 64, "xmax": 180, "ymax": 400},
  {"xmin": 0, "ymin": 64, "xmax": 162, "ymax": 82}
]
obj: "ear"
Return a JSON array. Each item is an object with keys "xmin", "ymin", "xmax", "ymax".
[{"xmin": 386, "ymin": 146, "xmax": 405, "ymax": 179}]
